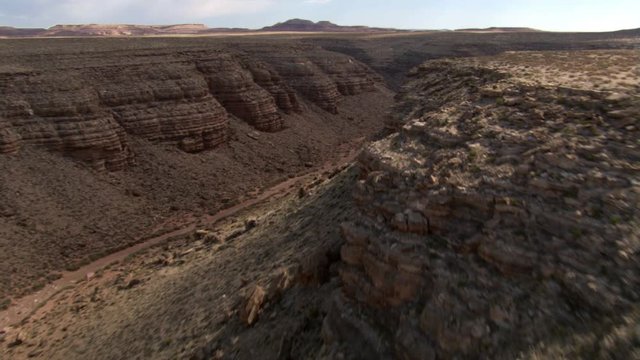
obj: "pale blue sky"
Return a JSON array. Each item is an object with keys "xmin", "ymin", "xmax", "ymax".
[{"xmin": 0, "ymin": 0, "xmax": 638, "ymax": 31}]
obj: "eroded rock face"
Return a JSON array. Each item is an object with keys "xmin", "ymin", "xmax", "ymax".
[
  {"xmin": 309, "ymin": 53, "xmax": 376, "ymax": 96},
  {"xmin": 0, "ymin": 116, "xmax": 21, "ymax": 154},
  {"xmin": 244, "ymin": 60, "xmax": 301, "ymax": 114},
  {"xmin": 197, "ymin": 55, "xmax": 283, "ymax": 132},
  {"xmin": 330, "ymin": 50, "xmax": 640, "ymax": 358},
  {"xmin": 0, "ymin": 44, "xmax": 381, "ymax": 169},
  {"xmin": 247, "ymin": 45, "xmax": 378, "ymax": 114},
  {"xmin": 0, "ymin": 73, "xmax": 132, "ymax": 171},
  {"xmin": 94, "ymin": 63, "xmax": 229, "ymax": 154},
  {"xmin": 262, "ymin": 53, "xmax": 342, "ymax": 114}
]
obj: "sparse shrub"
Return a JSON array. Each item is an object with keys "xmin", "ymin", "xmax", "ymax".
[
  {"xmin": 468, "ymin": 148, "xmax": 479, "ymax": 162},
  {"xmin": 566, "ymin": 187, "xmax": 579, "ymax": 198},
  {"xmin": 582, "ymin": 152, "xmax": 597, "ymax": 162},
  {"xmin": 160, "ymin": 338, "xmax": 172, "ymax": 349},
  {"xmin": 0, "ymin": 297, "xmax": 10, "ymax": 310},
  {"xmin": 65, "ymin": 263, "xmax": 80, "ymax": 271},
  {"xmin": 431, "ymin": 116, "xmax": 449, "ymax": 127},
  {"xmin": 590, "ymin": 206, "xmax": 604, "ymax": 219},
  {"xmin": 30, "ymin": 281, "xmax": 46, "ymax": 292},
  {"xmin": 570, "ymin": 228, "xmax": 583, "ymax": 239}
]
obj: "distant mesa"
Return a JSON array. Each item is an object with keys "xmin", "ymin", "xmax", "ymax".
[
  {"xmin": 261, "ymin": 18, "xmax": 396, "ymax": 32},
  {"xmin": 46, "ymin": 23, "xmax": 211, "ymax": 36},
  {"xmin": 0, "ymin": 19, "xmax": 398, "ymax": 37},
  {"xmin": 0, "ymin": 23, "xmax": 250, "ymax": 37}
]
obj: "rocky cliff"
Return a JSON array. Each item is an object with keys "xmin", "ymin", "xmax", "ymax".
[
  {"xmin": 324, "ymin": 50, "xmax": 640, "ymax": 358},
  {"xmin": 0, "ymin": 72, "xmax": 133, "ymax": 171},
  {"xmin": 0, "ymin": 44, "xmax": 381, "ymax": 170},
  {"xmin": 245, "ymin": 45, "xmax": 377, "ymax": 114},
  {"xmin": 196, "ymin": 55, "xmax": 284, "ymax": 131}
]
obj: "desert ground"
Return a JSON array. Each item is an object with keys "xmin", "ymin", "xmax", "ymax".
[{"xmin": 0, "ymin": 30, "xmax": 639, "ymax": 359}]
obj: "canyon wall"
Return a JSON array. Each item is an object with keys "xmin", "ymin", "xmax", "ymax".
[
  {"xmin": 0, "ymin": 44, "xmax": 379, "ymax": 170},
  {"xmin": 324, "ymin": 51, "xmax": 640, "ymax": 359},
  {"xmin": 246, "ymin": 45, "xmax": 377, "ymax": 114}
]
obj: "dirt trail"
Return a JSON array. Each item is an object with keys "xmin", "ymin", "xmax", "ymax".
[{"xmin": 0, "ymin": 140, "xmax": 363, "ymax": 329}]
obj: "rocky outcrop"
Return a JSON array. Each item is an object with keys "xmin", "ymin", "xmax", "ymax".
[
  {"xmin": 0, "ymin": 116, "xmax": 21, "ymax": 154},
  {"xmin": 0, "ymin": 72, "xmax": 132, "ymax": 170},
  {"xmin": 248, "ymin": 45, "xmax": 379, "ymax": 114},
  {"xmin": 262, "ymin": 53, "xmax": 342, "ymax": 113},
  {"xmin": 94, "ymin": 63, "xmax": 229, "ymax": 153},
  {"xmin": 327, "ymin": 50, "xmax": 640, "ymax": 358},
  {"xmin": 0, "ymin": 43, "xmax": 381, "ymax": 169},
  {"xmin": 309, "ymin": 54, "xmax": 376, "ymax": 96},
  {"xmin": 197, "ymin": 55, "xmax": 283, "ymax": 131},
  {"xmin": 261, "ymin": 19, "xmax": 395, "ymax": 33},
  {"xmin": 244, "ymin": 60, "xmax": 301, "ymax": 114}
]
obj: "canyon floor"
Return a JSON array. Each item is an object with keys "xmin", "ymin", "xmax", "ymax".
[{"xmin": 1, "ymin": 31, "xmax": 639, "ymax": 359}]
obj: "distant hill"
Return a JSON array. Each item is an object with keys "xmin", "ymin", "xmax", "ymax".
[
  {"xmin": 262, "ymin": 19, "xmax": 397, "ymax": 32},
  {"xmin": 0, "ymin": 26, "xmax": 46, "ymax": 37},
  {"xmin": 0, "ymin": 24, "xmax": 250, "ymax": 37},
  {"xmin": 44, "ymin": 24, "xmax": 211, "ymax": 36},
  {"xmin": 0, "ymin": 20, "xmax": 393, "ymax": 37},
  {"xmin": 612, "ymin": 27, "xmax": 640, "ymax": 36},
  {"xmin": 455, "ymin": 27, "xmax": 543, "ymax": 33},
  {"xmin": 1, "ymin": 21, "xmax": 637, "ymax": 38}
]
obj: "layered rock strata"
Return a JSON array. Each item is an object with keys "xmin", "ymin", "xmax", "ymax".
[
  {"xmin": 197, "ymin": 55, "xmax": 284, "ymax": 131},
  {"xmin": 262, "ymin": 53, "xmax": 342, "ymax": 114},
  {"xmin": 0, "ymin": 72, "xmax": 132, "ymax": 170},
  {"xmin": 326, "ymin": 50, "xmax": 640, "ymax": 358},
  {"xmin": 247, "ymin": 45, "xmax": 377, "ymax": 113},
  {"xmin": 309, "ymin": 54, "xmax": 377, "ymax": 95},
  {"xmin": 244, "ymin": 59, "xmax": 301, "ymax": 114},
  {"xmin": 0, "ymin": 44, "xmax": 380, "ymax": 169},
  {"xmin": 94, "ymin": 63, "xmax": 229, "ymax": 153},
  {"xmin": 0, "ymin": 116, "xmax": 21, "ymax": 154}
]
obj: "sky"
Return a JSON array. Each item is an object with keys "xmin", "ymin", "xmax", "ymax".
[{"xmin": 0, "ymin": 0, "xmax": 638, "ymax": 32}]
